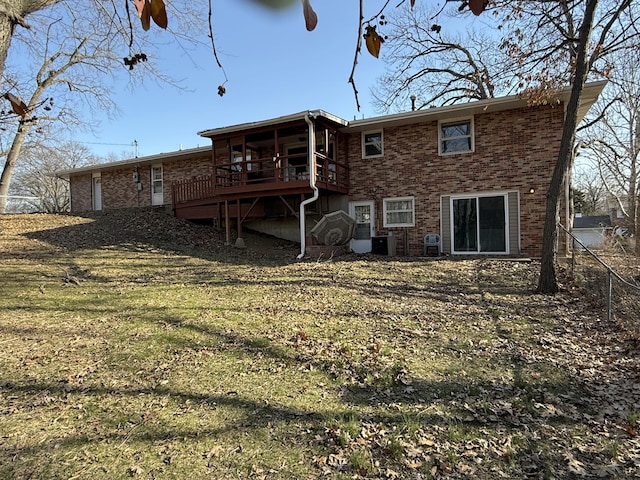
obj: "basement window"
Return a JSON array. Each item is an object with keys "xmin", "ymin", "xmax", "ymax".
[{"xmin": 383, "ymin": 196, "xmax": 415, "ymax": 227}]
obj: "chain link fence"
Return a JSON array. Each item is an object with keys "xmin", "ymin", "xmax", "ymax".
[{"xmin": 560, "ymin": 224, "xmax": 640, "ymax": 335}]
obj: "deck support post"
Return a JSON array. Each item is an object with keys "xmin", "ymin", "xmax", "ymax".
[
  {"xmin": 224, "ymin": 200, "xmax": 230, "ymax": 245},
  {"xmin": 235, "ymin": 198, "xmax": 245, "ymax": 248}
]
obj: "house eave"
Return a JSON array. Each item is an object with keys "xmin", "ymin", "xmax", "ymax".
[
  {"xmin": 57, "ymin": 81, "xmax": 607, "ymax": 179},
  {"xmin": 344, "ymin": 80, "xmax": 607, "ymax": 132},
  {"xmin": 197, "ymin": 110, "xmax": 348, "ymax": 139},
  {"xmin": 55, "ymin": 146, "xmax": 211, "ymax": 178}
]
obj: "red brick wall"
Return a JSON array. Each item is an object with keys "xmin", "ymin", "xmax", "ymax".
[
  {"xmin": 68, "ymin": 106, "xmax": 567, "ymax": 258},
  {"xmin": 69, "ymin": 154, "xmax": 213, "ymax": 212},
  {"xmin": 69, "ymin": 173, "xmax": 92, "ymax": 212},
  {"xmin": 347, "ymin": 104, "xmax": 566, "ymax": 257},
  {"xmin": 102, "ymin": 166, "xmax": 151, "ymax": 209},
  {"xmin": 164, "ymin": 155, "xmax": 213, "ymax": 197}
]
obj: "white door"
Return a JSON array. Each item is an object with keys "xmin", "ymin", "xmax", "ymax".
[
  {"xmin": 349, "ymin": 200, "xmax": 375, "ymax": 253},
  {"xmin": 151, "ymin": 165, "xmax": 163, "ymax": 206},
  {"xmin": 92, "ymin": 175, "xmax": 102, "ymax": 211}
]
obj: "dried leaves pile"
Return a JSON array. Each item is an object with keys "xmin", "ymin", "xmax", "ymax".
[{"xmin": 0, "ymin": 208, "xmax": 297, "ymax": 262}]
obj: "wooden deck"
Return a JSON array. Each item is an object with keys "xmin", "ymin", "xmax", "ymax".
[{"xmin": 172, "ymin": 152, "xmax": 348, "ymax": 219}]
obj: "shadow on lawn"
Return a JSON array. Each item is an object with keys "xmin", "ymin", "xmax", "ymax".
[
  {"xmin": 6, "ymin": 213, "xmax": 639, "ymax": 476},
  {"xmin": 19, "ymin": 208, "xmax": 300, "ymax": 266},
  {"xmin": 154, "ymin": 305, "xmax": 636, "ymax": 427},
  {"xmin": 121, "ymin": 309, "xmax": 595, "ymax": 423},
  {"xmin": 2, "ymin": 299, "xmax": 637, "ymax": 478},
  {"xmin": 0, "ymin": 363, "xmax": 577, "ymax": 472},
  {"xmin": 0, "ymin": 349, "xmax": 600, "ymax": 480}
]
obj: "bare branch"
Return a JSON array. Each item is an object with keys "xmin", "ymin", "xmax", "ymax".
[{"xmin": 348, "ymin": 0, "xmax": 365, "ymax": 111}]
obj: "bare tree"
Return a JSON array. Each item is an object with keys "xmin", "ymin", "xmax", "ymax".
[
  {"xmin": 0, "ymin": 2, "xmax": 198, "ymax": 213},
  {"xmin": 573, "ymin": 163, "xmax": 607, "ymax": 215},
  {"xmin": 0, "ymin": 0, "xmax": 307, "ymax": 106},
  {"xmin": 580, "ymin": 49, "xmax": 640, "ymax": 253},
  {"xmin": 372, "ymin": 4, "xmax": 518, "ymax": 112},
  {"xmin": 0, "ymin": 11, "xmax": 115, "ymax": 212},
  {"xmin": 11, "ymin": 140, "xmax": 97, "ymax": 212},
  {"xmin": 369, "ymin": 0, "xmax": 638, "ymax": 292},
  {"xmin": 483, "ymin": 0, "xmax": 639, "ymax": 291},
  {"xmin": 0, "ymin": 0, "xmax": 187, "ymax": 77},
  {"xmin": 0, "ymin": 0, "xmax": 60, "ymax": 75}
]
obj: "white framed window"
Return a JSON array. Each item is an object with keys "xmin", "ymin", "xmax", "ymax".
[
  {"xmin": 383, "ymin": 196, "xmax": 415, "ymax": 227},
  {"xmin": 439, "ymin": 118, "xmax": 473, "ymax": 155},
  {"xmin": 362, "ymin": 130, "xmax": 384, "ymax": 158}
]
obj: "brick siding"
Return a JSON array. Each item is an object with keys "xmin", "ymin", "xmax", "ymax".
[
  {"xmin": 346, "ymin": 104, "xmax": 566, "ymax": 257},
  {"xmin": 69, "ymin": 173, "xmax": 92, "ymax": 212},
  {"xmin": 69, "ymin": 153, "xmax": 212, "ymax": 212},
  {"xmin": 68, "ymin": 105, "xmax": 568, "ymax": 258},
  {"xmin": 164, "ymin": 155, "xmax": 213, "ymax": 199}
]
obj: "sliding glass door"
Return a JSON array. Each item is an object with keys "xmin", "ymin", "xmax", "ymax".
[{"xmin": 452, "ymin": 194, "xmax": 507, "ymax": 254}]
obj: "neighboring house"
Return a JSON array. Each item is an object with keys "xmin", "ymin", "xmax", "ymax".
[
  {"xmin": 572, "ymin": 214, "xmax": 613, "ymax": 250},
  {"xmin": 58, "ymin": 81, "xmax": 606, "ymax": 258},
  {"xmin": 604, "ymin": 193, "xmax": 633, "ymax": 233}
]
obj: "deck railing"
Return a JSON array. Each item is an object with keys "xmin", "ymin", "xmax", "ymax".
[
  {"xmin": 172, "ymin": 175, "xmax": 216, "ymax": 204},
  {"xmin": 316, "ymin": 153, "xmax": 349, "ymax": 190},
  {"xmin": 173, "ymin": 152, "xmax": 348, "ymax": 205}
]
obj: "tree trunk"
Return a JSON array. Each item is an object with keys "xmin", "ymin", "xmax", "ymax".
[
  {"xmin": 537, "ymin": 0, "xmax": 600, "ymax": 294},
  {"xmin": 633, "ymin": 189, "xmax": 640, "ymax": 257},
  {"xmin": 0, "ymin": 123, "xmax": 31, "ymax": 213},
  {"xmin": 0, "ymin": 0, "xmax": 63, "ymax": 213},
  {"xmin": 0, "ymin": 1, "xmax": 60, "ymax": 73},
  {"xmin": 537, "ymin": 172, "xmax": 562, "ymax": 294},
  {"xmin": 629, "ymin": 151, "xmax": 638, "ymax": 255},
  {"xmin": 0, "ymin": 9, "xmax": 15, "ymax": 75}
]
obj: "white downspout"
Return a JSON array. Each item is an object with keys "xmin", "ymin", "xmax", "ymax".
[{"xmin": 297, "ymin": 112, "xmax": 319, "ymax": 259}]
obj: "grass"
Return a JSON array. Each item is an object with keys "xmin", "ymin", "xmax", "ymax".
[{"xmin": 1, "ymin": 210, "xmax": 639, "ymax": 479}]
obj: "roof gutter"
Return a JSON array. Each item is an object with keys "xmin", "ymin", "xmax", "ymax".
[{"xmin": 297, "ymin": 112, "xmax": 319, "ymax": 260}]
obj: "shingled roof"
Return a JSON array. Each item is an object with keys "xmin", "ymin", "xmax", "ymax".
[{"xmin": 573, "ymin": 215, "xmax": 612, "ymax": 229}]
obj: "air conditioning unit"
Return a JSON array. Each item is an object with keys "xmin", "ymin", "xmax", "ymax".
[{"xmin": 372, "ymin": 236, "xmax": 397, "ymax": 256}]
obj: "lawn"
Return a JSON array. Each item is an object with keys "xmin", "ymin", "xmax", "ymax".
[{"xmin": 1, "ymin": 209, "xmax": 639, "ymax": 479}]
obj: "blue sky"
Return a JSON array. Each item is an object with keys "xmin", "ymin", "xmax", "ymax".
[{"xmin": 73, "ymin": 0, "xmax": 399, "ymax": 158}]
